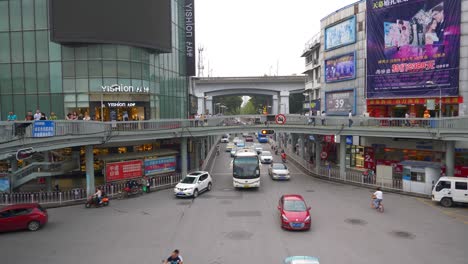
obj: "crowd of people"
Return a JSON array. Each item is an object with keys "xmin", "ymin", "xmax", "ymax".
[{"xmin": 4, "ymin": 110, "xmax": 92, "ymax": 121}]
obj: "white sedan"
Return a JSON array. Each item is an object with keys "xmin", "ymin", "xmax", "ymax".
[
  {"xmin": 259, "ymin": 151, "xmax": 273, "ymax": 164},
  {"xmin": 174, "ymin": 171, "xmax": 212, "ymax": 198},
  {"xmin": 268, "ymin": 163, "xmax": 290, "ymax": 180}
]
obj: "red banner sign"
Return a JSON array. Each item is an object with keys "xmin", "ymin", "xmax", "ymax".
[
  {"xmin": 364, "ymin": 147, "xmax": 375, "ymax": 170},
  {"xmin": 105, "ymin": 160, "xmax": 143, "ymax": 182},
  {"xmin": 323, "ymin": 135, "xmax": 335, "ymax": 143},
  {"xmin": 367, "ymin": 96, "xmax": 463, "ymax": 106}
]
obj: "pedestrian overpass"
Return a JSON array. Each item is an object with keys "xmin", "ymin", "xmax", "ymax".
[{"xmin": 191, "ymin": 76, "xmax": 306, "ymax": 115}]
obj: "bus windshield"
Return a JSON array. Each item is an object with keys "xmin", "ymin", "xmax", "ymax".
[{"xmin": 233, "ymin": 157, "xmax": 259, "ymax": 178}]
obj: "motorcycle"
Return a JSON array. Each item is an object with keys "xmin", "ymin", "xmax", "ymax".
[
  {"xmin": 281, "ymin": 153, "xmax": 287, "ymax": 163},
  {"xmin": 85, "ymin": 195, "xmax": 109, "ymax": 208},
  {"xmin": 120, "ymin": 185, "xmax": 143, "ymax": 199}
]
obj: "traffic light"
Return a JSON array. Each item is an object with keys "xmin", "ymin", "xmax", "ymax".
[{"xmin": 261, "ymin": 129, "xmax": 275, "ymax": 135}]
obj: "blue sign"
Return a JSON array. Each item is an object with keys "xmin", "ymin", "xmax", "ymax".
[
  {"xmin": 325, "ymin": 16, "xmax": 356, "ymax": 50},
  {"xmin": 309, "ymin": 135, "xmax": 315, "ymax": 141},
  {"xmin": 144, "ymin": 156, "xmax": 176, "ymax": 175},
  {"xmin": 346, "ymin": 136, "xmax": 353, "ymax": 145},
  {"xmin": 32, "ymin": 121, "xmax": 55, "ymax": 137},
  {"xmin": 0, "ymin": 175, "xmax": 10, "ymax": 193}
]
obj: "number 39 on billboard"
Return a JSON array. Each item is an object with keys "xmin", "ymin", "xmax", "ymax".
[{"xmin": 325, "ymin": 88, "xmax": 356, "ymax": 116}]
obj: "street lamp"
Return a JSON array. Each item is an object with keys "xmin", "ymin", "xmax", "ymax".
[{"xmin": 426, "ymin": 81, "xmax": 442, "ymax": 118}]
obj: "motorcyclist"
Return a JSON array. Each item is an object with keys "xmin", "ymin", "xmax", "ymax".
[
  {"xmin": 216, "ymin": 144, "xmax": 220, "ymax": 155},
  {"xmin": 281, "ymin": 151, "xmax": 287, "ymax": 162},
  {"xmin": 93, "ymin": 187, "xmax": 102, "ymax": 204},
  {"xmin": 164, "ymin": 249, "xmax": 183, "ymax": 264}
]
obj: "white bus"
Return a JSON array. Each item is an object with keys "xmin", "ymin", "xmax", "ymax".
[{"xmin": 233, "ymin": 149, "xmax": 260, "ymax": 188}]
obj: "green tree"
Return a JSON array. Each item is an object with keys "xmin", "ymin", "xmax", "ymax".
[
  {"xmin": 289, "ymin": 93, "xmax": 305, "ymax": 114},
  {"xmin": 240, "ymin": 101, "xmax": 258, "ymax": 115},
  {"xmin": 213, "ymin": 95, "xmax": 243, "ymax": 115},
  {"xmin": 249, "ymin": 95, "xmax": 270, "ymax": 110}
]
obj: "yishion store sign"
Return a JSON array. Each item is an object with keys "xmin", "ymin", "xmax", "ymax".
[{"xmin": 101, "ymin": 84, "xmax": 149, "ymax": 93}]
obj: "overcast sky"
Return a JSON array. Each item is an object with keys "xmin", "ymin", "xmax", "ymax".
[{"xmin": 195, "ymin": 0, "xmax": 358, "ymax": 77}]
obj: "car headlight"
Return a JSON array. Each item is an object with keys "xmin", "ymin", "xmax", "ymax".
[
  {"xmin": 282, "ymin": 214, "xmax": 289, "ymax": 221},
  {"xmin": 304, "ymin": 216, "xmax": 311, "ymax": 222}
]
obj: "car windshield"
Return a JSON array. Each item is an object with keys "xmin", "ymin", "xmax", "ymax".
[
  {"xmin": 261, "ymin": 151, "xmax": 271, "ymax": 156},
  {"xmin": 273, "ymin": 163, "xmax": 286, "ymax": 169},
  {"xmin": 180, "ymin": 176, "xmax": 197, "ymax": 184},
  {"xmin": 283, "ymin": 200, "xmax": 307, "ymax": 212},
  {"xmin": 233, "ymin": 157, "xmax": 258, "ymax": 178}
]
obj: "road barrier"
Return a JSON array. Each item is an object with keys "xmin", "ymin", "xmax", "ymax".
[{"xmin": 0, "ymin": 173, "xmax": 182, "ymax": 206}]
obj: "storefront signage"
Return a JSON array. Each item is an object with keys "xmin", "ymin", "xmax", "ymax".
[
  {"xmin": 367, "ymin": 97, "xmax": 462, "ymax": 106},
  {"xmin": 325, "ymin": 52, "xmax": 356, "ymax": 83},
  {"xmin": 325, "ymin": 16, "xmax": 356, "ymax": 50},
  {"xmin": 185, "ymin": 0, "xmax": 196, "ymax": 76},
  {"xmin": 323, "ymin": 135, "xmax": 335, "ymax": 143},
  {"xmin": 325, "ymin": 89, "xmax": 356, "ymax": 116},
  {"xmin": 303, "ymin": 99, "xmax": 321, "ymax": 111},
  {"xmin": 101, "ymin": 84, "xmax": 149, "ymax": 93},
  {"xmin": 32, "ymin": 121, "xmax": 55, "ymax": 138},
  {"xmin": 105, "ymin": 160, "xmax": 143, "ymax": 182},
  {"xmin": 106, "ymin": 102, "xmax": 137, "ymax": 107},
  {"xmin": 366, "ymin": 0, "xmax": 461, "ymax": 98},
  {"xmin": 144, "ymin": 156, "xmax": 177, "ymax": 175},
  {"xmin": 346, "ymin": 136, "xmax": 353, "ymax": 145}
]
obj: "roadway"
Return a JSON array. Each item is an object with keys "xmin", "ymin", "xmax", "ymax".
[{"xmin": 0, "ymin": 141, "xmax": 467, "ymax": 264}]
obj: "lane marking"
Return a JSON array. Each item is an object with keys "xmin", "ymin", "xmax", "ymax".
[{"xmin": 415, "ymin": 197, "xmax": 468, "ymax": 225}]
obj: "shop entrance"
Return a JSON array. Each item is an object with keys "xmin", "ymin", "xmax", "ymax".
[{"xmin": 90, "ymin": 102, "xmax": 150, "ymax": 121}]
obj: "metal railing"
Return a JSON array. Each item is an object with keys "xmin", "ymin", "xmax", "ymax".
[
  {"xmin": 0, "ymin": 173, "xmax": 182, "ymax": 206},
  {"xmin": 1, "ymin": 115, "xmax": 467, "ymax": 144}
]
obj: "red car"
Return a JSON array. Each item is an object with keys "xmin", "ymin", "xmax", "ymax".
[
  {"xmin": 277, "ymin": 194, "xmax": 311, "ymax": 230},
  {"xmin": 245, "ymin": 136, "xmax": 254, "ymax": 142},
  {"xmin": 0, "ymin": 203, "xmax": 48, "ymax": 232}
]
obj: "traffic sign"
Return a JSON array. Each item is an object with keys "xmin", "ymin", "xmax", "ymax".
[
  {"xmin": 320, "ymin": 151, "xmax": 328, "ymax": 159},
  {"xmin": 275, "ymin": 114, "xmax": 286, "ymax": 125}
]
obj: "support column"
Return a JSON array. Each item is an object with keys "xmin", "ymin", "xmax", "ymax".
[
  {"xmin": 315, "ymin": 138, "xmax": 321, "ymax": 175},
  {"xmin": 181, "ymin": 137, "xmax": 188, "ymax": 177},
  {"xmin": 44, "ymin": 151, "xmax": 52, "ymax": 192},
  {"xmin": 299, "ymin": 135, "xmax": 305, "ymax": 159},
  {"xmin": 85, "ymin": 145, "xmax": 95, "ymax": 196},
  {"xmin": 445, "ymin": 141, "xmax": 455, "ymax": 176},
  {"xmin": 272, "ymin": 95, "xmax": 279, "ymax": 115},
  {"xmin": 205, "ymin": 96, "xmax": 213, "ymax": 115},
  {"xmin": 194, "ymin": 142, "xmax": 200, "ymax": 170},
  {"xmin": 339, "ymin": 135, "xmax": 346, "ymax": 179},
  {"xmin": 279, "ymin": 91, "xmax": 290, "ymax": 114},
  {"xmin": 10, "ymin": 159, "xmax": 18, "ymax": 172}
]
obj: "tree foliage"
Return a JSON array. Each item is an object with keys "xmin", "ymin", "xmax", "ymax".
[
  {"xmin": 240, "ymin": 101, "xmax": 258, "ymax": 115},
  {"xmin": 213, "ymin": 96, "xmax": 242, "ymax": 115}
]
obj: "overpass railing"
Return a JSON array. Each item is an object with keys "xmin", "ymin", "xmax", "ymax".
[{"xmin": 1, "ymin": 116, "xmax": 467, "ymax": 144}]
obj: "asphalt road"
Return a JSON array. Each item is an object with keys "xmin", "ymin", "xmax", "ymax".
[{"xmin": 1, "ymin": 142, "xmax": 467, "ymax": 264}]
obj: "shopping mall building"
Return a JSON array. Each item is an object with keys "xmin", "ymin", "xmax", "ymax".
[
  {"xmin": 301, "ymin": 0, "xmax": 468, "ymax": 176},
  {"xmin": 0, "ymin": 0, "xmax": 191, "ymax": 121}
]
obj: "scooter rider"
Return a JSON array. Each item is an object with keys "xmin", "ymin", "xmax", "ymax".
[
  {"xmin": 281, "ymin": 150, "xmax": 287, "ymax": 162},
  {"xmin": 94, "ymin": 187, "xmax": 103, "ymax": 204}
]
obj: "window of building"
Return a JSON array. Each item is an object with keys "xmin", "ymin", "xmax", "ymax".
[
  {"xmin": 49, "ymin": 62, "xmax": 63, "ymax": 93},
  {"xmin": 36, "ymin": 31, "xmax": 49, "ymax": 61},
  {"xmin": 12, "ymin": 63, "xmax": 25, "ymax": 93},
  {"xmin": 0, "ymin": 64, "xmax": 12, "ymax": 94},
  {"xmin": 22, "ymin": 0, "xmax": 35, "ymax": 30},
  {"xmin": 34, "ymin": 0, "xmax": 48, "ymax": 29},
  {"xmin": 0, "ymin": 32, "xmax": 10, "ymax": 63},
  {"xmin": 0, "ymin": 1, "xmax": 9, "ymax": 32},
  {"xmin": 11, "ymin": 32, "xmax": 23, "ymax": 62},
  {"xmin": 24, "ymin": 63, "xmax": 37, "ymax": 94},
  {"xmin": 9, "ymin": 0, "xmax": 22, "ymax": 31},
  {"xmin": 37, "ymin": 62, "xmax": 50, "ymax": 93},
  {"xmin": 103, "ymin": 61, "xmax": 117, "ymax": 77},
  {"xmin": 23, "ymin": 31, "xmax": 36, "ymax": 62}
]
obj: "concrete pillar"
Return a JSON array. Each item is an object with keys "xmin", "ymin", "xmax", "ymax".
[
  {"xmin": 339, "ymin": 135, "xmax": 346, "ymax": 179},
  {"xmin": 299, "ymin": 135, "xmax": 305, "ymax": 159},
  {"xmin": 205, "ymin": 96, "xmax": 213, "ymax": 115},
  {"xmin": 201, "ymin": 138, "xmax": 206, "ymax": 159},
  {"xmin": 197, "ymin": 96, "xmax": 205, "ymax": 115},
  {"xmin": 194, "ymin": 142, "xmax": 200, "ymax": 170},
  {"xmin": 44, "ymin": 151, "xmax": 52, "ymax": 192},
  {"xmin": 315, "ymin": 139, "xmax": 321, "ymax": 175},
  {"xmin": 10, "ymin": 159, "xmax": 18, "ymax": 172},
  {"xmin": 272, "ymin": 95, "xmax": 279, "ymax": 115},
  {"xmin": 279, "ymin": 91, "xmax": 290, "ymax": 114},
  {"xmin": 85, "ymin": 145, "xmax": 95, "ymax": 196},
  {"xmin": 445, "ymin": 141, "xmax": 455, "ymax": 176},
  {"xmin": 181, "ymin": 137, "xmax": 188, "ymax": 177}
]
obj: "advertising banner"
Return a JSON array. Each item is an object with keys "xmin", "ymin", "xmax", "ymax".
[
  {"xmin": 105, "ymin": 160, "xmax": 143, "ymax": 182},
  {"xmin": 302, "ymin": 99, "xmax": 321, "ymax": 111},
  {"xmin": 325, "ymin": 89, "xmax": 356, "ymax": 116},
  {"xmin": 364, "ymin": 147, "xmax": 375, "ymax": 170},
  {"xmin": 325, "ymin": 53, "xmax": 356, "ymax": 83},
  {"xmin": 185, "ymin": 0, "xmax": 196, "ymax": 76},
  {"xmin": 325, "ymin": 16, "xmax": 356, "ymax": 50},
  {"xmin": 144, "ymin": 156, "xmax": 177, "ymax": 176},
  {"xmin": 366, "ymin": 0, "xmax": 461, "ymax": 98},
  {"xmin": 32, "ymin": 121, "xmax": 55, "ymax": 137},
  {"xmin": 0, "ymin": 174, "xmax": 10, "ymax": 193}
]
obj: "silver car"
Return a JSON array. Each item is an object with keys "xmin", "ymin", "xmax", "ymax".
[
  {"xmin": 269, "ymin": 163, "xmax": 290, "ymax": 180},
  {"xmin": 253, "ymin": 143, "xmax": 263, "ymax": 154}
]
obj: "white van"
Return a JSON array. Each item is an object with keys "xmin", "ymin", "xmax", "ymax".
[{"xmin": 432, "ymin": 177, "xmax": 468, "ymax": 207}]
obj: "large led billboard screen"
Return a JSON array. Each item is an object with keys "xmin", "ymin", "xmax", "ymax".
[{"xmin": 49, "ymin": 0, "xmax": 172, "ymax": 52}]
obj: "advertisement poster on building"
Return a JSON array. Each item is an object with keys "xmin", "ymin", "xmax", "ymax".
[
  {"xmin": 325, "ymin": 16, "xmax": 356, "ymax": 50},
  {"xmin": 325, "ymin": 89, "xmax": 356, "ymax": 116},
  {"xmin": 366, "ymin": 0, "xmax": 461, "ymax": 98},
  {"xmin": 325, "ymin": 53, "xmax": 356, "ymax": 83},
  {"xmin": 185, "ymin": 0, "xmax": 195, "ymax": 76},
  {"xmin": 105, "ymin": 160, "xmax": 143, "ymax": 182},
  {"xmin": 144, "ymin": 156, "xmax": 177, "ymax": 176},
  {"xmin": 364, "ymin": 147, "xmax": 375, "ymax": 170}
]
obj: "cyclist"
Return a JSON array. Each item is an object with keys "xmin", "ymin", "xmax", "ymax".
[
  {"xmin": 372, "ymin": 187, "xmax": 383, "ymax": 209},
  {"xmin": 164, "ymin": 249, "xmax": 183, "ymax": 264}
]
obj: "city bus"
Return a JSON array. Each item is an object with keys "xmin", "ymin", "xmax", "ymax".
[
  {"xmin": 233, "ymin": 149, "xmax": 260, "ymax": 188},
  {"xmin": 257, "ymin": 132, "xmax": 268, "ymax": 143}
]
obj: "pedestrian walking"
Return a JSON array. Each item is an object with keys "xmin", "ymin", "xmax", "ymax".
[
  {"xmin": 7, "ymin": 111, "xmax": 17, "ymax": 121},
  {"xmin": 405, "ymin": 112, "xmax": 410, "ymax": 126},
  {"xmin": 34, "ymin": 109, "xmax": 41, "ymax": 120},
  {"xmin": 348, "ymin": 110, "xmax": 353, "ymax": 127},
  {"xmin": 321, "ymin": 111, "xmax": 326, "ymax": 126}
]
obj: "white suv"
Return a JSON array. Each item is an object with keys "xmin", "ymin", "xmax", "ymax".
[
  {"xmin": 174, "ymin": 171, "xmax": 213, "ymax": 198},
  {"xmin": 220, "ymin": 134, "xmax": 230, "ymax": 143}
]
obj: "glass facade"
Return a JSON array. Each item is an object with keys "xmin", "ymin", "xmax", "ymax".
[{"xmin": 0, "ymin": 0, "xmax": 188, "ymax": 120}]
